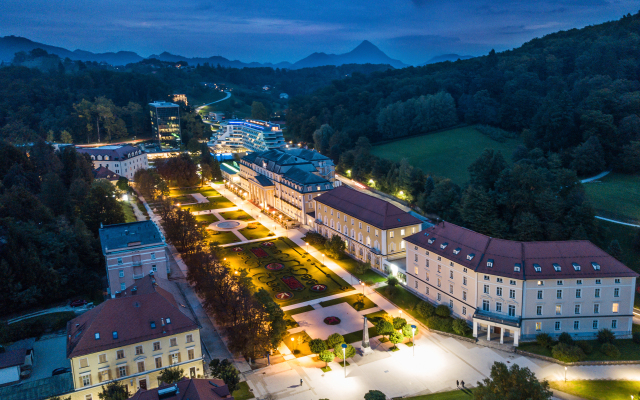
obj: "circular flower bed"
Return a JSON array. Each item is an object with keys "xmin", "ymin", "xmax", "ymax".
[
  {"xmin": 275, "ymin": 292, "xmax": 293, "ymax": 300},
  {"xmin": 232, "ymin": 247, "xmax": 243, "ymax": 252},
  {"xmin": 261, "ymin": 241, "xmax": 275, "ymax": 247},
  {"xmin": 324, "ymin": 316, "xmax": 341, "ymax": 325},
  {"xmin": 265, "ymin": 263, "xmax": 284, "ymax": 271},
  {"xmin": 310, "ymin": 284, "xmax": 327, "ymax": 292}
]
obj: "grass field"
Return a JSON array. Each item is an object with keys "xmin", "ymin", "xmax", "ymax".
[
  {"xmin": 583, "ymin": 173, "xmax": 640, "ymax": 222},
  {"xmin": 399, "ymin": 389, "xmax": 476, "ymax": 400},
  {"xmin": 518, "ymin": 338, "xmax": 640, "ymax": 362},
  {"xmin": 549, "ymin": 380, "xmax": 640, "ymax": 400},
  {"xmin": 231, "ymin": 381, "xmax": 255, "ymax": 400},
  {"xmin": 220, "ymin": 210, "xmax": 254, "ymax": 221},
  {"xmin": 195, "ymin": 214, "xmax": 220, "ymax": 224},
  {"xmin": 320, "ymin": 293, "xmax": 377, "ymax": 311},
  {"xmin": 121, "ymin": 201, "xmax": 137, "ymax": 222},
  {"xmin": 205, "ymin": 230, "xmax": 241, "ymax": 245},
  {"xmin": 222, "ymin": 238, "xmax": 353, "ymax": 307},
  {"xmin": 371, "ymin": 126, "xmax": 521, "ymax": 184},
  {"xmin": 169, "ymin": 187, "xmax": 214, "ymax": 196},
  {"xmin": 284, "ymin": 305, "xmax": 315, "ymax": 317},
  {"xmin": 180, "ymin": 198, "xmax": 236, "ymax": 211},
  {"xmin": 170, "ymin": 194, "xmax": 197, "ymax": 204},
  {"xmin": 594, "ymin": 219, "xmax": 640, "ymax": 274},
  {"xmin": 238, "ymin": 223, "xmax": 273, "ymax": 240}
]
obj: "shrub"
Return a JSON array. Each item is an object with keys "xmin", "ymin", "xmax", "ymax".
[
  {"xmin": 309, "ymin": 339, "xmax": 327, "ymax": 354},
  {"xmin": 440, "ymin": 318, "xmax": 452, "ymax": 332},
  {"xmin": 551, "ymin": 343, "xmax": 586, "ymax": 363},
  {"xmin": 386, "ymin": 276, "xmax": 399, "ymax": 287},
  {"xmin": 452, "ymin": 319, "xmax": 470, "ymax": 336},
  {"xmin": 558, "ymin": 332, "xmax": 574, "ymax": 345},
  {"xmin": 364, "ymin": 390, "xmax": 386, "ymax": 400},
  {"xmin": 600, "ymin": 343, "xmax": 621, "ymax": 359},
  {"xmin": 597, "ymin": 328, "xmax": 615, "ymax": 344},
  {"xmin": 536, "ymin": 333, "xmax": 554, "ymax": 349},
  {"xmin": 402, "ymin": 324, "xmax": 418, "ymax": 338},
  {"xmin": 333, "ymin": 343, "xmax": 355, "ymax": 360},
  {"xmin": 356, "ymin": 261, "xmax": 371, "ymax": 275},
  {"xmin": 325, "ymin": 234, "xmax": 346, "ymax": 259},
  {"xmin": 326, "ymin": 333, "xmax": 345, "ymax": 350},
  {"xmin": 389, "ymin": 331, "xmax": 404, "ymax": 347},
  {"xmin": 376, "ymin": 320, "xmax": 395, "ymax": 340},
  {"xmin": 425, "ymin": 316, "xmax": 442, "ymax": 330},
  {"xmin": 393, "ymin": 317, "xmax": 407, "ymax": 330},
  {"xmin": 417, "ymin": 301, "xmax": 435, "ymax": 318},
  {"xmin": 303, "ymin": 232, "xmax": 325, "ymax": 246},
  {"xmin": 576, "ymin": 341, "xmax": 593, "ymax": 355},
  {"xmin": 633, "ymin": 332, "xmax": 640, "ymax": 344},
  {"xmin": 435, "ymin": 304, "xmax": 451, "ymax": 317}
]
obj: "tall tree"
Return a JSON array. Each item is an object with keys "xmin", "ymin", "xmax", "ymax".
[{"xmin": 475, "ymin": 362, "xmax": 552, "ymax": 400}]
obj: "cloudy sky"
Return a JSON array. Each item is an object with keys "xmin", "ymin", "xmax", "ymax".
[{"xmin": 1, "ymin": 0, "xmax": 637, "ymax": 65}]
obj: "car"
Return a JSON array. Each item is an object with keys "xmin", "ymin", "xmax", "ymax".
[
  {"xmin": 52, "ymin": 367, "xmax": 71, "ymax": 376},
  {"xmin": 70, "ymin": 299, "xmax": 87, "ymax": 307}
]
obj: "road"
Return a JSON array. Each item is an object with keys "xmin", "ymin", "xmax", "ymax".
[{"xmin": 195, "ymin": 91, "xmax": 232, "ymax": 113}]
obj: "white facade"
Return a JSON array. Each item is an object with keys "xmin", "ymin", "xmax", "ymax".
[
  {"xmin": 211, "ymin": 120, "xmax": 285, "ymax": 152},
  {"xmin": 77, "ymin": 145, "xmax": 149, "ymax": 181}
]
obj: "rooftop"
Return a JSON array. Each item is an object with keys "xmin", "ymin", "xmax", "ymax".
[
  {"xmin": 149, "ymin": 101, "xmax": 179, "ymax": 108},
  {"xmin": 99, "ymin": 221, "xmax": 164, "ymax": 254},
  {"xmin": 314, "ymin": 186, "xmax": 422, "ymax": 230},
  {"xmin": 76, "ymin": 144, "xmax": 144, "ymax": 161},
  {"xmin": 93, "ymin": 166, "xmax": 122, "ymax": 181},
  {"xmin": 129, "ymin": 378, "xmax": 233, "ymax": 400},
  {"xmin": 67, "ymin": 276, "xmax": 198, "ymax": 359},
  {"xmin": 405, "ymin": 222, "xmax": 638, "ymax": 280}
]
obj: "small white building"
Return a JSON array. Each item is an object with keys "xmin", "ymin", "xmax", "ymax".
[
  {"xmin": 279, "ymin": 93, "xmax": 289, "ymax": 99},
  {"xmin": 76, "ymin": 145, "xmax": 148, "ymax": 181}
]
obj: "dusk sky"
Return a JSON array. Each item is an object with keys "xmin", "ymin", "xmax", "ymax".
[{"xmin": 2, "ymin": 0, "xmax": 638, "ymax": 65}]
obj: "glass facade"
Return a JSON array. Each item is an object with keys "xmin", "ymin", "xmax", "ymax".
[{"xmin": 149, "ymin": 102, "xmax": 181, "ymax": 143}]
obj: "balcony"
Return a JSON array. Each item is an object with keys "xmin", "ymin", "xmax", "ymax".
[{"xmin": 473, "ymin": 310, "xmax": 521, "ymax": 328}]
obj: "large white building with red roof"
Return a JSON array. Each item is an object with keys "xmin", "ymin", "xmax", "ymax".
[{"xmin": 404, "ymin": 222, "xmax": 638, "ymax": 345}]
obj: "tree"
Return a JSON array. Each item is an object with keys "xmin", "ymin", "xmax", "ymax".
[
  {"xmin": 468, "ymin": 149, "xmax": 507, "ymax": 191},
  {"xmin": 393, "ymin": 317, "xmax": 407, "ymax": 330},
  {"xmin": 158, "ymin": 366, "xmax": 184, "ymax": 384},
  {"xmin": 254, "ymin": 288, "xmax": 287, "ymax": 349},
  {"xmin": 402, "ymin": 323, "xmax": 418, "ymax": 339},
  {"xmin": 325, "ymin": 234, "xmax": 346, "ymax": 259},
  {"xmin": 163, "ymin": 208, "xmax": 205, "ymax": 254},
  {"xmin": 81, "ymin": 180, "xmax": 125, "ymax": 233},
  {"xmin": 597, "ymin": 328, "xmax": 615, "ymax": 344},
  {"xmin": 251, "ymin": 101, "xmax": 269, "ymax": 120},
  {"xmin": 313, "ymin": 124, "xmax": 334, "ymax": 154},
  {"xmin": 417, "ymin": 301, "xmax": 435, "ymax": 318},
  {"xmin": 116, "ymin": 177, "xmax": 129, "ymax": 192},
  {"xmin": 209, "ymin": 359, "xmax": 240, "ymax": 393},
  {"xmin": 435, "ymin": 304, "xmax": 451, "ymax": 317},
  {"xmin": 319, "ymin": 349, "xmax": 335, "ymax": 367},
  {"xmin": 389, "ymin": 331, "xmax": 404, "ymax": 349},
  {"xmin": 475, "ymin": 362, "xmax": 552, "ymax": 400},
  {"xmin": 452, "ymin": 319, "xmax": 470, "ymax": 336},
  {"xmin": 376, "ymin": 320, "xmax": 394, "ymax": 341},
  {"xmin": 98, "ymin": 380, "xmax": 129, "ymax": 400},
  {"xmin": 571, "ymin": 136, "xmax": 606, "ymax": 176},
  {"xmin": 187, "ymin": 138, "xmax": 202, "ymax": 154},
  {"xmin": 333, "ymin": 343, "xmax": 355, "ymax": 360},
  {"xmin": 607, "ymin": 240, "xmax": 623, "ymax": 261},
  {"xmin": 364, "ymin": 390, "xmax": 387, "ymax": 400},
  {"xmin": 309, "ymin": 338, "xmax": 327, "ymax": 354},
  {"xmin": 326, "ymin": 333, "xmax": 344, "ymax": 349}
]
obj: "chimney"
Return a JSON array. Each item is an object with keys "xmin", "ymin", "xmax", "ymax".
[{"xmin": 131, "ymin": 286, "xmax": 137, "ymax": 294}]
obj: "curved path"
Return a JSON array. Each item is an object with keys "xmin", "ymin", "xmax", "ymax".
[
  {"xmin": 195, "ymin": 91, "xmax": 232, "ymax": 113},
  {"xmin": 580, "ymin": 170, "xmax": 611, "ymax": 183}
]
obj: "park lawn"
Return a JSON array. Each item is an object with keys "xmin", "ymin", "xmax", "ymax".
[
  {"xmin": 205, "ymin": 230, "xmax": 241, "ymax": 245},
  {"xmin": 364, "ymin": 310, "xmax": 389, "ymax": 324},
  {"xmin": 181, "ymin": 198, "xmax": 236, "ymax": 211},
  {"xmin": 201, "ymin": 189, "xmax": 221, "ymax": 197},
  {"xmin": 222, "ymin": 238, "xmax": 353, "ymax": 307},
  {"xmin": 169, "ymin": 186, "xmax": 212, "ymax": 196},
  {"xmin": 284, "ymin": 305, "xmax": 315, "ymax": 317},
  {"xmin": 343, "ymin": 326, "xmax": 379, "ymax": 345},
  {"xmin": 170, "ymin": 194, "xmax": 197, "ymax": 204},
  {"xmin": 195, "ymin": 214, "xmax": 219, "ymax": 224},
  {"xmin": 220, "ymin": 210, "xmax": 254, "ymax": 221},
  {"xmin": 283, "ymin": 331, "xmax": 312, "ymax": 358},
  {"xmin": 320, "ymin": 293, "xmax": 377, "ymax": 311},
  {"xmin": 231, "ymin": 381, "xmax": 255, "ymax": 400},
  {"xmin": 518, "ymin": 338, "xmax": 640, "ymax": 362},
  {"xmin": 549, "ymin": 380, "xmax": 640, "ymax": 400},
  {"xmin": 400, "ymin": 389, "xmax": 476, "ymax": 400},
  {"xmin": 371, "ymin": 126, "xmax": 521, "ymax": 185},
  {"xmin": 583, "ymin": 173, "xmax": 640, "ymax": 222},
  {"xmin": 593, "ymin": 219, "xmax": 640, "ymax": 274},
  {"xmin": 239, "ymin": 223, "xmax": 273, "ymax": 241},
  {"xmin": 304, "ymin": 241, "xmax": 387, "ymax": 285},
  {"xmin": 121, "ymin": 201, "xmax": 137, "ymax": 222}
]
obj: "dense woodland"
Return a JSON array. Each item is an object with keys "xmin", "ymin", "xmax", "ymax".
[{"xmin": 288, "ymin": 12, "xmax": 640, "ymax": 177}]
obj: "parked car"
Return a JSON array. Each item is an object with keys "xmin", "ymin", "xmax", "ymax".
[
  {"xmin": 70, "ymin": 299, "xmax": 87, "ymax": 307},
  {"xmin": 52, "ymin": 367, "xmax": 71, "ymax": 376}
]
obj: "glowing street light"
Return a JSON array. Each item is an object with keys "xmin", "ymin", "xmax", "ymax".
[
  {"xmin": 322, "ymin": 254, "xmax": 325, "ymax": 265},
  {"xmin": 411, "ymin": 325, "xmax": 416, "ymax": 357},
  {"xmin": 360, "ymin": 280, "xmax": 364, "ymax": 295},
  {"xmin": 305, "ymin": 242, "xmax": 309, "ymax": 254},
  {"xmin": 341, "ymin": 343, "xmax": 347, "ymax": 378},
  {"xmin": 564, "ymin": 366, "xmax": 567, "ymax": 382}
]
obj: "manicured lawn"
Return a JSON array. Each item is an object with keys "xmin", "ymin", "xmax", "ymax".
[
  {"xmin": 239, "ymin": 223, "xmax": 273, "ymax": 241},
  {"xmin": 371, "ymin": 126, "xmax": 521, "ymax": 184},
  {"xmin": 121, "ymin": 201, "xmax": 137, "ymax": 222},
  {"xmin": 304, "ymin": 241, "xmax": 387, "ymax": 285},
  {"xmin": 231, "ymin": 381, "xmax": 255, "ymax": 400},
  {"xmin": 284, "ymin": 305, "xmax": 315, "ymax": 317},
  {"xmin": 169, "ymin": 186, "xmax": 212, "ymax": 195},
  {"xmin": 400, "ymin": 389, "xmax": 476, "ymax": 400},
  {"xmin": 583, "ymin": 173, "xmax": 640, "ymax": 222},
  {"xmin": 518, "ymin": 338, "xmax": 640, "ymax": 362},
  {"xmin": 205, "ymin": 230, "xmax": 241, "ymax": 245},
  {"xmin": 364, "ymin": 309, "xmax": 389, "ymax": 324},
  {"xmin": 170, "ymin": 194, "xmax": 197, "ymax": 204},
  {"xmin": 283, "ymin": 331, "xmax": 312, "ymax": 358},
  {"xmin": 549, "ymin": 380, "xmax": 640, "ymax": 400},
  {"xmin": 343, "ymin": 326, "xmax": 379, "ymax": 345},
  {"xmin": 180, "ymin": 197, "xmax": 236, "ymax": 211},
  {"xmin": 195, "ymin": 214, "xmax": 220, "ymax": 224},
  {"xmin": 320, "ymin": 293, "xmax": 377, "ymax": 311},
  {"xmin": 201, "ymin": 189, "xmax": 221, "ymax": 197},
  {"xmin": 220, "ymin": 210, "xmax": 254, "ymax": 221},
  {"xmin": 222, "ymin": 238, "xmax": 353, "ymax": 307}
]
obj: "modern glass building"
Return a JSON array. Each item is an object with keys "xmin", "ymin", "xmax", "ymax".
[
  {"xmin": 149, "ymin": 101, "xmax": 181, "ymax": 143},
  {"xmin": 211, "ymin": 119, "xmax": 285, "ymax": 152}
]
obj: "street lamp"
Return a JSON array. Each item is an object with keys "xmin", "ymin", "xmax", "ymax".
[
  {"xmin": 341, "ymin": 343, "xmax": 347, "ymax": 378},
  {"xmin": 322, "ymin": 254, "xmax": 325, "ymax": 266},
  {"xmin": 291, "ymin": 337, "xmax": 295, "ymax": 353},
  {"xmin": 360, "ymin": 280, "xmax": 364, "ymax": 295},
  {"xmin": 411, "ymin": 325, "xmax": 416, "ymax": 357},
  {"xmin": 305, "ymin": 242, "xmax": 309, "ymax": 254},
  {"xmin": 564, "ymin": 366, "xmax": 567, "ymax": 382}
]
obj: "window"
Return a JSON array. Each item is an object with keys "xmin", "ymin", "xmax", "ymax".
[
  {"xmin": 136, "ymin": 345, "xmax": 143, "ymax": 355},
  {"xmin": 594, "ymin": 304, "xmax": 600, "ymax": 314},
  {"xmin": 462, "ymin": 306, "xmax": 467, "ymax": 315},
  {"xmin": 414, "ymin": 280, "xmax": 418, "ymax": 289},
  {"xmin": 426, "ymin": 287, "xmax": 429, "ymax": 295},
  {"xmin": 438, "ymin": 265, "xmax": 441, "ymax": 273},
  {"xmin": 415, "ymin": 254, "xmax": 418, "ymax": 262},
  {"xmin": 151, "ymin": 253, "xmax": 156, "ymax": 260},
  {"xmin": 556, "ymin": 290, "xmax": 562, "ymax": 299},
  {"xmin": 118, "ymin": 366, "xmax": 127, "ymax": 378},
  {"xmin": 535, "ymin": 322, "xmax": 542, "ymax": 331},
  {"xmin": 121, "ymin": 283, "xmax": 126, "ymax": 291},
  {"xmin": 401, "ymin": 229, "xmax": 405, "ymax": 235},
  {"xmin": 509, "ymin": 289, "xmax": 516, "ymax": 299},
  {"xmin": 463, "ymin": 291, "xmax": 467, "ymax": 301},
  {"xmin": 367, "ymin": 226, "xmax": 370, "ymax": 233},
  {"xmin": 484, "ymin": 285, "xmax": 489, "ymax": 294},
  {"xmin": 117, "ymin": 258, "xmax": 123, "ymax": 264},
  {"xmin": 437, "ymin": 293, "xmax": 441, "ymax": 301},
  {"xmin": 119, "ymin": 270, "xmax": 124, "ymax": 278},
  {"xmin": 595, "ymin": 288, "xmax": 600, "ymax": 298},
  {"xmin": 576, "ymin": 289, "xmax": 582, "ymax": 298},
  {"xmin": 497, "ymin": 278, "xmax": 503, "ymax": 283},
  {"xmin": 137, "ymin": 361, "xmax": 145, "ymax": 373},
  {"xmin": 496, "ymin": 287, "xmax": 503, "ymax": 296},
  {"xmin": 484, "ymin": 275, "xmax": 490, "ymax": 281},
  {"xmin": 86, "ymin": 395, "xmax": 93, "ymax": 400},
  {"xmin": 496, "ymin": 302, "xmax": 502, "ymax": 313},
  {"xmin": 152, "ymin": 265, "xmax": 157, "ymax": 272},
  {"xmin": 414, "ymin": 266, "xmax": 419, "ymax": 274},
  {"xmin": 449, "ymin": 270, "xmax": 453, "ymax": 279},
  {"xmin": 153, "ymin": 341, "xmax": 161, "ymax": 351},
  {"xmin": 508, "ymin": 305, "xmax": 516, "ymax": 317},
  {"xmin": 537, "ymin": 290, "xmax": 543, "ymax": 299},
  {"xmin": 577, "ymin": 280, "xmax": 582, "ymax": 285},
  {"xmin": 426, "ymin": 272, "xmax": 429, "ymax": 282},
  {"xmin": 593, "ymin": 320, "xmax": 599, "ymax": 330},
  {"xmin": 79, "ymin": 358, "xmax": 89, "ymax": 368},
  {"xmin": 596, "ymin": 279, "xmax": 601, "ymax": 285},
  {"xmin": 155, "ymin": 357, "xmax": 163, "ymax": 369},
  {"xmin": 449, "ymin": 284, "xmax": 453, "ymax": 294},
  {"xmin": 389, "ymin": 230, "xmax": 394, "ymax": 238},
  {"xmin": 612, "ymin": 320, "xmax": 618, "ymax": 329},
  {"xmin": 557, "ymin": 280, "xmax": 563, "ymax": 286},
  {"xmin": 615, "ymin": 278, "xmax": 621, "ymax": 284},
  {"xmin": 538, "ymin": 281, "xmax": 544, "ymax": 286},
  {"xmin": 574, "ymin": 321, "xmax": 580, "ymax": 330},
  {"xmin": 555, "ymin": 321, "xmax": 561, "ymax": 331},
  {"xmin": 438, "ymin": 278, "xmax": 441, "ymax": 287},
  {"xmin": 510, "ymin": 280, "xmax": 516, "ymax": 286},
  {"xmin": 483, "ymin": 300, "xmax": 490, "ymax": 311},
  {"xmin": 99, "ymin": 354, "xmax": 107, "ymax": 363},
  {"xmin": 536, "ymin": 306, "xmax": 542, "ymax": 316},
  {"xmin": 170, "ymin": 338, "xmax": 177, "ymax": 347},
  {"xmin": 449, "ymin": 300, "xmax": 454, "ymax": 308},
  {"xmin": 556, "ymin": 305, "xmax": 562, "ymax": 315},
  {"xmin": 614, "ymin": 288, "xmax": 620, "ymax": 297},
  {"xmin": 612, "ymin": 303, "xmax": 619, "ymax": 313},
  {"xmin": 116, "ymin": 350, "xmax": 125, "ymax": 359},
  {"xmin": 463, "ymin": 277, "xmax": 467, "ymax": 286},
  {"xmin": 575, "ymin": 304, "xmax": 581, "ymax": 315},
  {"xmin": 188, "ymin": 348, "xmax": 195, "ymax": 360},
  {"xmin": 426, "ymin": 260, "xmax": 429, "ymax": 268},
  {"xmin": 82, "ymin": 374, "xmax": 91, "ymax": 387}
]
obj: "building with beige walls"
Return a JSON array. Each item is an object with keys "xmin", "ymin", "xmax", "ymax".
[
  {"xmin": 76, "ymin": 145, "xmax": 148, "ymax": 181},
  {"xmin": 310, "ymin": 185, "xmax": 422, "ymax": 278},
  {"xmin": 404, "ymin": 222, "xmax": 637, "ymax": 345},
  {"xmin": 65, "ymin": 276, "xmax": 203, "ymax": 400},
  {"xmin": 99, "ymin": 221, "xmax": 169, "ymax": 297}
]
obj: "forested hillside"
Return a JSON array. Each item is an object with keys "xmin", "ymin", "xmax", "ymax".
[{"xmin": 287, "ymin": 12, "xmax": 640, "ymax": 177}]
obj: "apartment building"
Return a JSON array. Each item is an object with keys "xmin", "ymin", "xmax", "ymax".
[
  {"xmin": 311, "ymin": 186, "xmax": 422, "ymax": 276},
  {"xmin": 99, "ymin": 221, "xmax": 169, "ymax": 297},
  {"xmin": 128, "ymin": 378, "xmax": 233, "ymax": 400},
  {"xmin": 76, "ymin": 145, "xmax": 148, "ymax": 181},
  {"xmin": 66, "ymin": 276, "xmax": 203, "ymax": 400},
  {"xmin": 405, "ymin": 222, "xmax": 637, "ymax": 345},
  {"xmin": 211, "ymin": 120, "xmax": 285, "ymax": 152},
  {"xmin": 149, "ymin": 102, "xmax": 181, "ymax": 143},
  {"xmin": 237, "ymin": 148, "xmax": 337, "ymax": 225}
]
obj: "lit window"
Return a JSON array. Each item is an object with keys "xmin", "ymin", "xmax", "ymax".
[
  {"xmin": 612, "ymin": 303, "xmax": 619, "ymax": 313},
  {"xmin": 555, "ymin": 305, "xmax": 561, "ymax": 315},
  {"xmin": 535, "ymin": 322, "xmax": 542, "ymax": 331}
]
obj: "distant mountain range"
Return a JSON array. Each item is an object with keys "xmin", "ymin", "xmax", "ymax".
[
  {"xmin": 422, "ymin": 54, "xmax": 475, "ymax": 65},
  {"xmin": 0, "ymin": 35, "xmax": 463, "ymax": 69}
]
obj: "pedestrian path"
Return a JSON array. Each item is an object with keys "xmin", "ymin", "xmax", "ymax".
[
  {"xmin": 220, "ymin": 235, "xmax": 282, "ymax": 248},
  {"xmin": 281, "ymin": 289, "xmax": 361, "ymax": 311}
]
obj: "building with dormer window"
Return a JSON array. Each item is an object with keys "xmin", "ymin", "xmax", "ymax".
[{"xmin": 76, "ymin": 145, "xmax": 148, "ymax": 181}]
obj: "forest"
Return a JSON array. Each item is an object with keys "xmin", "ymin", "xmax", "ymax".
[{"xmin": 287, "ymin": 12, "xmax": 640, "ymax": 177}]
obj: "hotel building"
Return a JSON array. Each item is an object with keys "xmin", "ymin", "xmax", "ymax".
[
  {"xmin": 404, "ymin": 222, "xmax": 638, "ymax": 345},
  {"xmin": 76, "ymin": 145, "xmax": 148, "ymax": 181},
  {"xmin": 311, "ymin": 185, "xmax": 423, "ymax": 275},
  {"xmin": 149, "ymin": 102, "xmax": 181, "ymax": 143},
  {"xmin": 211, "ymin": 120, "xmax": 285, "ymax": 152}
]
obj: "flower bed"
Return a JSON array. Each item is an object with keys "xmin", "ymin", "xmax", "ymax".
[
  {"xmin": 324, "ymin": 316, "xmax": 341, "ymax": 325},
  {"xmin": 281, "ymin": 275, "xmax": 305, "ymax": 291},
  {"xmin": 265, "ymin": 263, "xmax": 284, "ymax": 271},
  {"xmin": 232, "ymin": 247, "xmax": 243, "ymax": 252},
  {"xmin": 275, "ymin": 292, "xmax": 293, "ymax": 300},
  {"xmin": 262, "ymin": 241, "xmax": 275, "ymax": 247},
  {"xmin": 310, "ymin": 284, "xmax": 327, "ymax": 292},
  {"xmin": 251, "ymin": 247, "xmax": 269, "ymax": 258}
]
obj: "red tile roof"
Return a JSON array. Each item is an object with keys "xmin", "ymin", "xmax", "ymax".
[
  {"xmin": 66, "ymin": 276, "xmax": 198, "ymax": 359},
  {"xmin": 314, "ymin": 186, "xmax": 422, "ymax": 230},
  {"xmin": 93, "ymin": 166, "xmax": 122, "ymax": 181},
  {"xmin": 405, "ymin": 222, "xmax": 638, "ymax": 280},
  {"xmin": 128, "ymin": 378, "xmax": 233, "ymax": 400}
]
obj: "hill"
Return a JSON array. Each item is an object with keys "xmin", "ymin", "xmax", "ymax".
[
  {"xmin": 422, "ymin": 53, "xmax": 475, "ymax": 65},
  {"xmin": 292, "ymin": 40, "xmax": 407, "ymax": 69}
]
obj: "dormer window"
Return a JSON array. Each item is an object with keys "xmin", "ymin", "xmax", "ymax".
[
  {"xmin": 514, "ymin": 263, "xmax": 521, "ymax": 272},
  {"xmin": 150, "ymin": 321, "xmax": 156, "ymax": 329},
  {"xmin": 467, "ymin": 253, "xmax": 475, "ymax": 260},
  {"xmin": 572, "ymin": 263, "xmax": 581, "ymax": 271},
  {"xmin": 428, "ymin": 238, "xmax": 436, "ymax": 244},
  {"xmin": 112, "ymin": 331, "xmax": 118, "ymax": 339},
  {"xmin": 591, "ymin": 262, "xmax": 600, "ymax": 271},
  {"xmin": 453, "ymin": 248, "xmax": 461, "ymax": 255},
  {"xmin": 487, "ymin": 259, "xmax": 494, "ymax": 267},
  {"xmin": 166, "ymin": 318, "xmax": 171, "ymax": 324},
  {"xmin": 534, "ymin": 264, "xmax": 541, "ymax": 272},
  {"xmin": 104, "ymin": 156, "xmax": 109, "ymax": 161},
  {"xmin": 553, "ymin": 263, "xmax": 561, "ymax": 272},
  {"xmin": 440, "ymin": 242, "xmax": 448, "ymax": 249},
  {"xmin": 95, "ymin": 333, "xmax": 100, "ymax": 340}
]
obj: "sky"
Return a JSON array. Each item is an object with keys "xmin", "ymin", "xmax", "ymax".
[{"xmin": 1, "ymin": 0, "xmax": 638, "ymax": 65}]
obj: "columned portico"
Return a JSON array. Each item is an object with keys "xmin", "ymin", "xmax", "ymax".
[{"xmin": 473, "ymin": 311, "xmax": 521, "ymax": 347}]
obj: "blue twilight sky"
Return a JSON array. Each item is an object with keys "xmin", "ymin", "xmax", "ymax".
[{"xmin": 1, "ymin": 0, "xmax": 638, "ymax": 65}]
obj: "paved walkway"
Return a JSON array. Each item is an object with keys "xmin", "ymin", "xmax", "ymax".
[
  {"xmin": 580, "ymin": 170, "xmax": 611, "ymax": 183},
  {"xmin": 594, "ymin": 216, "xmax": 640, "ymax": 228},
  {"xmin": 195, "ymin": 91, "xmax": 232, "ymax": 113},
  {"xmin": 281, "ymin": 289, "xmax": 360, "ymax": 311}
]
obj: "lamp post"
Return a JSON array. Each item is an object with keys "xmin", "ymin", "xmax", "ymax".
[
  {"xmin": 341, "ymin": 343, "xmax": 347, "ymax": 378},
  {"xmin": 291, "ymin": 337, "xmax": 295, "ymax": 353},
  {"xmin": 564, "ymin": 366, "xmax": 567, "ymax": 382},
  {"xmin": 411, "ymin": 325, "xmax": 416, "ymax": 357},
  {"xmin": 322, "ymin": 254, "xmax": 325, "ymax": 266},
  {"xmin": 305, "ymin": 242, "xmax": 309, "ymax": 255},
  {"xmin": 360, "ymin": 280, "xmax": 365, "ymax": 295}
]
